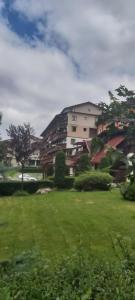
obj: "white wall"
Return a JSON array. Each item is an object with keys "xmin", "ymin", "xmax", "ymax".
[{"xmin": 66, "ymin": 136, "xmax": 87, "ymax": 149}]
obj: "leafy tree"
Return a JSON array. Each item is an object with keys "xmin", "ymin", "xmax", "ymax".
[
  {"xmin": 7, "ymin": 123, "xmax": 34, "ymax": 189},
  {"xmin": 0, "ymin": 140, "xmax": 6, "ymax": 163},
  {"xmin": 98, "ymin": 85, "xmax": 135, "ymax": 128},
  {"xmin": 54, "ymin": 151, "xmax": 66, "ymax": 188},
  {"xmin": 0, "ymin": 112, "xmax": 2, "ymax": 140},
  {"xmin": 97, "ymin": 86, "xmax": 135, "ymax": 155},
  {"xmin": 128, "ymin": 154, "xmax": 135, "ymax": 183},
  {"xmin": 77, "ymin": 154, "xmax": 91, "ymax": 173},
  {"xmin": 91, "ymin": 137, "xmax": 104, "ymax": 155}
]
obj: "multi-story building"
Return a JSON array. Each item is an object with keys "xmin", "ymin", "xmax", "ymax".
[{"xmin": 41, "ymin": 101, "xmax": 101, "ymax": 175}]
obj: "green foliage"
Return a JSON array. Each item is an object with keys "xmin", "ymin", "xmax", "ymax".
[
  {"xmin": 99, "ymin": 156, "xmax": 112, "ymax": 169},
  {"xmin": 56, "ymin": 176, "xmax": 75, "ymax": 189},
  {"xmin": 13, "ymin": 190, "xmax": 30, "ymax": 197},
  {"xmin": 50, "ymin": 176, "xmax": 75, "ymax": 189},
  {"xmin": 55, "ymin": 151, "xmax": 66, "ymax": 188},
  {"xmin": 97, "ymin": 86, "xmax": 135, "ymax": 148},
  {"xmin": 91, "ymin": 137, "xmax": 104, "ymax": 155},
  {"xmin": 6, "ymin": 123, "xmax": 34, "ymax": 164},
  {"xmin": 121, "ymin": 183, "xmax": 135, "ymax": 201},
  {"xmin": 0, "ymin": 141, "xmax": 6, "ymax": 162},
  {"xmin": 6, "ymin": 123, "xmax": 34, "ymax": 190},
  {"xmin": 99, "ymin": 149, "xmax": 128, "ymax": 183},
  {"xmin": 77, "ymin": 154, "xmax": 91, "ymax": 173},
  {"xmin": 74, "ymin": 171, "xmax": 113, "ymax": 191},
  {"xmin": 128, "ymin": 154, "xmax": 135, "ymax": 184},
  {"xmin": 0, "ymin": 180, "xmax": 54, "ymax": 196},
  {"xmin": 1, "ymin": 241, "xmax": 135, "ymax": 300},
  {"xmin": 20, "ymin": 166, "xmax": 43, "ymax": 173}
]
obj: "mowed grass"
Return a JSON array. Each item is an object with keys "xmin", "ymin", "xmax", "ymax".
[{"xmin": 0, "ymin": 189, "xmax": 135, "ymax": 262}]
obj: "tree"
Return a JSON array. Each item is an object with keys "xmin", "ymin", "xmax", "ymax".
[
  {"xmin": 128, "ymin": 154, "xmax": 135, "ymax": 183},
  {"xmin": 0, "ymin": 140, "xmax": 6, "ymax": 163},
  {"xmin": 77, "ymin": 154, "xmax": 91, "ymax": 173},
  {"xmin": 7, "ymin": 123, "xmax": 34, "ymax": 189},
  {"xmin": 0, "ymin": 112, "xmax": 2, "ymax": 139},
  {"xmin": 91, "ymin": 137, "xmax": 104, "ymax": 156},
  {"xmin": 54, "ymin": 151, "xmax": 66, "ymax": 188},
  {"xmin": 97, "ymin": 86, "xmax": 135, "ymax": 151}
]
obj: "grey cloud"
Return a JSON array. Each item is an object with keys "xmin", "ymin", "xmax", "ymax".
[{"xmin": 1, "ymin": 0, "xmax": 135, "ymax": 137}]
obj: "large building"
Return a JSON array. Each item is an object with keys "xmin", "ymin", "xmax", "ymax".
[{"xmin": 41, "ymin": 101, "xmax": 101, "ymax": 174}]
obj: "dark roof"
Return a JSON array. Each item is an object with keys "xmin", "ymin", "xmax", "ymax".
[
  {"xmin": 41, "ymin": 113, "xmax": 67, "ymax": 137},
  {"xmin": 61, "ymin": 101, "xmax": 99, "ymax": 113}
]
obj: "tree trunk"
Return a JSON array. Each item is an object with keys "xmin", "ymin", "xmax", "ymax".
[{"xmin": 21, "ymin": 162, "xmax": 24, "ymax": 190}]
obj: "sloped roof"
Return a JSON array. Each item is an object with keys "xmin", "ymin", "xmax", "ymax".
[
  {"xmin": 91, "ymin": 135, "xmax": 125, "ymax": 165},
  {"xmin": 61, "ymin": 101, "xmax": 99, "ymax": 113}
]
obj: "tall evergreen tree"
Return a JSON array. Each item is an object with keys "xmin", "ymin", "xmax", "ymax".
[
  {"xmin": 55, "ymin": 151, "xmax": 66, "ymax": 188},
  {"xmin": 77, "ymin": 154, "xmax": 91, "ymax": 173}
]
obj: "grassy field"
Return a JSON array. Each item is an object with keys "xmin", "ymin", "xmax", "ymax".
[{"xmin": 0, "ymin": 189, "xmax": 135, "ymax": 263}]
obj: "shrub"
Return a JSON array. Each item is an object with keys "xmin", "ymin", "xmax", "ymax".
[
  {"xmin": 77, "ymin": 154, "xmax": 91, "ymax": 173},
  {"xmin": 57, "ymin": 176, "xmax": 75, "ymax": 189},
  {"xmin": 13, "ymin": 190, "xmax": 30, "ymax": 197},
  {"xmin": 74, "ymin": 171, "xmax": 113, "ymax": 191},
  {"xmin": 121, "ymin": 183, "xmax": 135, "ymax": 201},
  {"xmin": 0, "ymin": 180, "xmax": 54, "ymax": 196},
  {"xmin": 49, "ymin": 176, "xmax": 75, "ymax": 189},
  {"xmin": 55, "ymin": 151, "xmax": 66, "ymax": 188},
  {"xmin": 20, "ymin": 167, "xmax": 43, "ymax": 173},
  {"xmin": 99, "ymin": 156, "xmax": 111, "ymax": 169}
]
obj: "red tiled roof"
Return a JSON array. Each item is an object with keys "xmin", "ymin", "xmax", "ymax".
[{"xmin": 91, "ymin": 135, "xmax": 125, "ymax": 165}]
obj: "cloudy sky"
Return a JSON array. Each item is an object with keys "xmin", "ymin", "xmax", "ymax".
[{"xmin": 0, "ymin": 0, "xmax": 135, "ymax": 138}]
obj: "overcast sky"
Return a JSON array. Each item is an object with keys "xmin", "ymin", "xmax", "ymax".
[{"xmin": 1, "ymin": 0, "xmax": 135, "ymax": 138}]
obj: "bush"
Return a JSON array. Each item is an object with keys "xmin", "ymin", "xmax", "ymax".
[
  {"xmin": 99, "ymin": 156, "xmax": 111, "ymax": 169},
  {"xmin": 57, "ymin": 176, "xmax": 75, "ymax": 189},
  {"xmin": 19, "ymin": 167, "xmax": 43, "ymax": 173},
  {"xmin": 13, "ymin": 190, "xmax": 30, "ymax": 197},
  {"xmin": 0, "ymin": 180, "xmax": 54, "ymax": 196},
  {"xmin": 74, "ymin": 171, "xmax": 113, "ymax": 191},
  {"xmin": 49, "ymin": 176, "xmax": 75, "ymax": 189},
  {"xmin": 121, "ymin": 183, "xmax": 135, "ymax": 201},
  {"xmin": 77, "ymin": 154, "xmax": 91, "ymax": 173}
]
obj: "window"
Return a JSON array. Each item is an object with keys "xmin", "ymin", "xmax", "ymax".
[
  {"xmin": 89, "ymin": 128, "xmax": 97, "ymax": 138},
  {"xmin": 72, "ymin": 126, "xmax": 77, "ymax": 132},
  {"xmin": 88, "ymin": 108, "xmax": 91, "ymax": 112},
  {"xmin": 83, "ymin": 128, "xmax": 87, "ymax": 132},
  {"xmin": 71, "ymin": 138, "xmax": 76, "ymax": 145},
  {"xmin": 72, "ymin": 115, "xmax": 77, "ymax": 121}
]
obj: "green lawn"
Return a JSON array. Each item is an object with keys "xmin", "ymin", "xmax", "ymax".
[{"xmin": 0, "ymin": 189, "xmax": 135, "ymax": 262}]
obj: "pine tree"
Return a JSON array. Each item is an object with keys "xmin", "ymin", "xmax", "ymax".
[{"xmin": 55, "ymin": 151, "xmax": 66, "ymax": 188}]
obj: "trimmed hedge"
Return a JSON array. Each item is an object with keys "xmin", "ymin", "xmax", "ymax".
[
  {"xmin": 74, "ymin": 171, "xmax": 113, "ymax": 191},
  {"xmin": 51, "ymin": 176, "xmax": 75, "ymax": 189},
  {"xmin": 19, "ymin": 167, "xmax": 43, "ymax": 173},
  {"xmin": 121, "ymin": 183, "xmax": 135, "ymax": 201},
  {"xmin": 0, "ymin": 180, "xmax": 54, "ymax": 196},
  {"xmin": 56, "ymin": 176, "xmax": 75, "ymax": 189}
]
